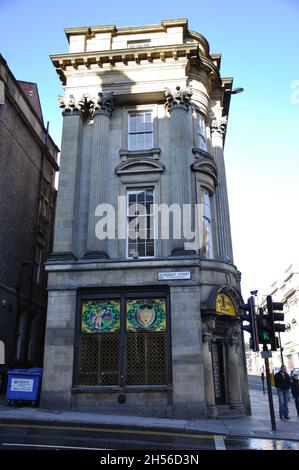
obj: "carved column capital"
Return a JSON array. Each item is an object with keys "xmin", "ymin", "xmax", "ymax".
[
  {"xmin": 164, "ymin": 86, "xmax": 193, "ymax": 112},
  {"xmin": 202, "ymin": 318, "xmax": 216, "ymax": 348},
  {"xmin": 78, "ymin": 95, "xmax": 97, "ymax": 119},
  {"xmin": 209, "ymin": 113, "xmax": 227, "ymax": 135},
  {"xmin": 227, "ymin": 322, "xmax": 242, "ymax": 350},
  {"xmin": 58, "ymin": 92, "xmax": 114, "ymax": 119},
  {"xmin": 93, "ymin": 92, "xmax": 114, "ymax": 118},
  {"xmin": 58, "ymin": 94, "xmax": 82, "ymax": 115}
]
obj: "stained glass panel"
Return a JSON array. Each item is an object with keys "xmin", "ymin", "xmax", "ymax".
[
  {"xmin": 81, "ymin": 300, "xmax": 120, "ymax": 333},
  {"xmin": 126, "ymin": 298, "xmax": 166, "ymax": 332}
]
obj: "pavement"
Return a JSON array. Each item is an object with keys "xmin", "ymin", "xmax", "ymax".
[{"xmin": 0, "ymin": 387, "xmax": 298, "ymax": 443}]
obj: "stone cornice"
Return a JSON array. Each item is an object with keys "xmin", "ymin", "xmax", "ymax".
[
  {"xmin": 50, "ymin": 44, "xmax": 220, "ymax": 86},
  {"xmin": 188, "ymin": 30, "xmax": 210, "ymax": 56},
  {"xmin": 64, "ymin": 19, "xmax": 189, "ymax": 41},
  {"xmin": 64, "ymin": 25, "xmax": 116, "ymax": 40}
]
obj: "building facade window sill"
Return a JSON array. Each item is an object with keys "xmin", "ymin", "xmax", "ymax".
[{"xmin": 119, "ymin": 148, "xmax": 161, "ymax": 161}]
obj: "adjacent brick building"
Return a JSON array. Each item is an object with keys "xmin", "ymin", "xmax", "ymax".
[{"xmin": 0, "ymin": 55, "xmax": 59, "ymax": 386}]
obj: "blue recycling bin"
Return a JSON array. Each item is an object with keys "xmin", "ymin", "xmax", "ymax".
[{"xmin": 6, "ymin": 368, "xmax": 43, "ymax": 405}]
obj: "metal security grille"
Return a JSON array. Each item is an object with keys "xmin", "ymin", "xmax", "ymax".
[
  {"xmin": 77, "ymin": 333, "xmax": 120, "ymax": 386},
  {"xmin": 126, "ymin": 332, "xmax": 167, "ymax": 385}
]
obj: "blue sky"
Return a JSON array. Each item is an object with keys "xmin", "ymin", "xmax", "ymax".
[{"xmin": 1, "ymin": 0, "xmax": 298, "ymax": 301}]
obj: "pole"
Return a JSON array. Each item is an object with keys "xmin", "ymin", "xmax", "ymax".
[
  {"xmin": 263, "ymin": 345, "xmax": 276, "ymax": 431},
  {"xmin": 261, "ymin": 372, "xmax": 265, "ymax": 395},
  {"xmin": 278, "ymin": 332, "xmax": 284, "ymax": 365}
]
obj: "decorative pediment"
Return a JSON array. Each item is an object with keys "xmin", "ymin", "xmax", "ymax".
[
  {"xmin": 115, "ymin": 157, "xmax": 165, "ymax": 175},
  {"xmin": 191, "ymin": 149, "xmax": 217, "ymax": 185}
]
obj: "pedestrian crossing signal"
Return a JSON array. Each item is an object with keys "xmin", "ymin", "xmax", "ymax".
[{"xmin": 256, "ymin": 312, "xmax": 272, "ymax": 345}]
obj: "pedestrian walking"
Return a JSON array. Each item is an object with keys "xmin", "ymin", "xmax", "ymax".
[
  {"xmin": 274, "ymin": 365, "xmax": 291, "ymax": 419},
  {"xmin": 291, "ymin": 373, "xmax": 299, "ymax": 416}
]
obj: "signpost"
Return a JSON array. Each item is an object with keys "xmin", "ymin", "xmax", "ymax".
[
  {"xmin": 157, "ymin": 271, "xmax": 191, "ymax": 281},
  {"xmin": 261, "ymin": 346, "xmax": 276, "ymax": 431}
]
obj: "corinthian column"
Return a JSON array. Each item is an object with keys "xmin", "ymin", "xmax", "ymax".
[
  {"xmin": 85, "ymin": 92, "xmax": 113, "ymax": 259},
  {"xmin": 210, "ymin": 109, "xmax": 234, "ymax": 263},
  {"xmin": 202, "ymin": 318, "xmax": 217, "ymax": 418},
  {"xmin": 165, "ymin": 86, "xmax": 194, "ymax": 255},
  {"xmin": 51, "ymin": 95, "xmax": 83, "ymax": 260}
]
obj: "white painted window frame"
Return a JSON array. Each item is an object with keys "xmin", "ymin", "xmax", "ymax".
[{"xmin": 126, "ymin": 187, "xmax": 155, "ymax": 259}]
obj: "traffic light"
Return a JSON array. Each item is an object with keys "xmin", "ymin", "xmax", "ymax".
[
  {"xmin": 266, "ymin": 295, "xmax": 285, "ymax": 351},
  {"xmin": 239, "ymin": 296, "xmax": 259, "ymax": 351},
  {"xmin": 256, "ymin": 309, "xmax": 272, "ymax": 345}
]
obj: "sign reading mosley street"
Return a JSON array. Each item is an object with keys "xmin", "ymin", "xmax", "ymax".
[{"xmin": 157, "ymin": 271, "xmax": 191, "ymax": 281}]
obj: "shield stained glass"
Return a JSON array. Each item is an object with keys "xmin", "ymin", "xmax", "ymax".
[
  {"xmin": 126, "ymin": 298, "xmax": 166, "ymax": 332},
  {"xmin": 81, "ymin": 300, "xmax": 120, "ymax": 333}
]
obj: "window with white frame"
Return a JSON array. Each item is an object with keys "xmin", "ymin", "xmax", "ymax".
[
  {"xmin": 128, "ymin": 111, "xmax": 153, "ymax": 150},
  {"xmin": 197, "ymin": 113, "xmax": 207, "ymax": 151},
  {"xmin": 201, "ymin": 189, "xmax": 213, "ymax": 258},
  {"xmin": 127, "ymin": 189, "xmax": 155, "ymax": 258}
]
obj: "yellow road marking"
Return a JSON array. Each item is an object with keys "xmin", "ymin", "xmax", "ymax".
[{"xmin": 0, "ymin": 422, "xmax": 215, "ymax": 440}]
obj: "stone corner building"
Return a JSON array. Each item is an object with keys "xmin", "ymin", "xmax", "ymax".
[{"xmin": 41, "ymin": 19, "xmax": 250, "ymax": 418}]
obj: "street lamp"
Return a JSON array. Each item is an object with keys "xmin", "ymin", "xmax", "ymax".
[{"xmin": 231, "ymin": 87, "xmax": 244, "ymax": 95}]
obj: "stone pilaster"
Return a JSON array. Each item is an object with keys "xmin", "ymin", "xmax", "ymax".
[
  {"xmin": 170, "ymin": 285, "xmax": 206, "ymax": 418},
  {"xmin": 40, "ymin": 290, "xmax": 77, "ymax": 409},
  {"xmin": 226, "ymin": 323, "xmax": 243, "ymax": 409},
  {"xmin": 85, "ymin": 92, "xmax": 113, "ymax": 259},
  {"xmin": 202, "ymin": 318, "xmax": 217, "ymax": 418},
  {"xmin": 210, "ymin": 111, "xmax": 234, "ymax": 263},
  {"xmin": 52, "ymin": 96, "xmax": 83, "ymax": 259},
  {"xmin": 165, "ymin": 86, "xmax": 194, "ymax": 255}
]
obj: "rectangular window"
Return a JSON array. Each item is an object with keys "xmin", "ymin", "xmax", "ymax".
[
  {"xmin": 76, "ymin": 295, "xmax": 169, "ymax": 387},
  {"xmin": 201, "ymin": 189, "xmax": 213, "ymax": 258},
  {"xmin": 128, "ymin": 112, "xmax": 153, "ymax": 150},
  {"xmin": 127, "ymin": 189, "xmax": 155, "ymax": 258},
  {"xmin": 197, "ymin": 114, "xmax": 207, "ymax": 151}
]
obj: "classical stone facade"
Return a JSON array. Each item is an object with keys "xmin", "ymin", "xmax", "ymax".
[
  {"xmin": 41, "ymin": 19, "xmax": 250, "ymax": 418},
  {"xmin": 0, "ymin": 55, "xmax": 59, "ymax": 386}
]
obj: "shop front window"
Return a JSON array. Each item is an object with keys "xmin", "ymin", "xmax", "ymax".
[{"xmin": 76, "ymin": 294, "xmax": 169, "ymax": 387}]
